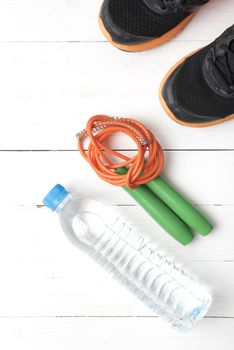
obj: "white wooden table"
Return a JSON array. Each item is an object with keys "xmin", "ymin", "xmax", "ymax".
[{"xmin": 0, "ymin": 0, "xmax": 233, "ymax": 349}]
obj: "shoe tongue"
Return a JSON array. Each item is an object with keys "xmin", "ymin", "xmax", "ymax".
[
  {"xmin": 143, "ymin": 0, "xmax": 208, "ymax": 13},
  {"xmin": 228, "ymin": 39, "xmax": 234, "ymax": 82},
  {"xmin": 203, "ymin": 36, "xmax": 234, "ymax": 98},
  {"xmin": 142, "ymin": 0, "xmax": 166, "ymax": 12},
  {"xmin": 215, "ymin": 39, "xmax": 234, "ymax": 87},
  {"xmin": 230, "ymin": 40, "xmax": 234, "ymax": 52},
  {"xmin": 190, "ymin": 0, "xmax": 209, "ymax": 4}
]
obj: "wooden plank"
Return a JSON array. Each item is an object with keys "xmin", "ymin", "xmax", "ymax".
[
  {"xmin": 2, "ymin": 95, "xmax": 234, "ymax": 150},
  {"xmin": 1, "ymin": 204, "xmax": 234, "ymax": 262},
  {"xmin": 0, "ymin": 317, "xmax": 233, "ymax": 350},
  {"xmin": 0, "ymin": 0, "xmax": 232, "ymax": 42},
  {"xmin": 0, "ymin": 41, "xmax": 209, "ymax": 99},
  {"xmin": 0, "ymin": 205, "xmax": 233, "ymax": 317},
  {"xmin": 1, "ymin": 41, "xmax": 234, "ymax": 150},
  {"xmin": 1, "ymin": 150, "xmax": 233, "ymax": 206}
]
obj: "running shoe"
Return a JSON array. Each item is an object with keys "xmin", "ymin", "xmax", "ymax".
[
  {"xmin": 99, "ymin": 0, "xmax": 209, "ymax": 52},
  {"xmin": 160, "ymin": 25, "xmax": 234, "ymax": 127}
]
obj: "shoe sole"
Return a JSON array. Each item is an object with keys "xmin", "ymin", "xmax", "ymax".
[
  {"xmin": 98, "ymin": 13, "xmax": 195, "ymax": 52},
  {"xmin": 159, "ymin": 51, "xmax": 234, "ymax": 127}
]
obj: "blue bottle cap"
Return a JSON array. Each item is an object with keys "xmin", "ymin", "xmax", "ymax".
[{"xmin": 43, "ymin": 184, "xmax": 70, "ymax": 211}]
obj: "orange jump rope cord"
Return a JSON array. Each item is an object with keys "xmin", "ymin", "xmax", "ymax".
[{"xmin": 77, "ymin": 115, "xmax": 164, "ymax": 189}]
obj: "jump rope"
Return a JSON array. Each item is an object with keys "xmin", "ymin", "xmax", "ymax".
[{"xmin": 77, "ymin": 115, "xmax": 213, "ymax": 245}]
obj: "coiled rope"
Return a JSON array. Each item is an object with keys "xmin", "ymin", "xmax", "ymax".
[{"xmin": 77, "ymin": 115, "xmax": 164, "ymax": 189}]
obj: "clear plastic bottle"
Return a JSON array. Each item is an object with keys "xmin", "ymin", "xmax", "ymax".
[{"xmin": 43, "ymin": 184, "xmax": 212, "ymax": 331}]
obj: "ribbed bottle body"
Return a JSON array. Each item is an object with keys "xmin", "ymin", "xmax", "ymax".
[{"xmin": 59, "ymin": 197, "xmax": 211, "ymax": 331}]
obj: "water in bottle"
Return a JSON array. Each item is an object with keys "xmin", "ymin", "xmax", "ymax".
[{"xmin": 43, "ymin": 184, "xmax": 212, "ymax": 331}]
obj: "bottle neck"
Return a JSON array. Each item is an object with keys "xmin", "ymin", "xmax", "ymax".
[{"xmin": 55, "ymin": 193, "xmax": 72, "ymax": 212}]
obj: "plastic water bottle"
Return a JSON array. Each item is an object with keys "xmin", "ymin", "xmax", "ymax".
[{"xmin": 43, "ymin": 184, "xmax": 212, "ymax": 331}]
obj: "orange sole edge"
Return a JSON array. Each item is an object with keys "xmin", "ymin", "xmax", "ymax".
[
  {"xmin": 98, "ymin": 13, "xmax": 195, "ymax": 52},
  {"xmin": 159, "ymin": 52, "xmax": 234, "ymax": 128}
]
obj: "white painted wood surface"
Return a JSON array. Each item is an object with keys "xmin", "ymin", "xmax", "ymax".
[{"xmin": 0, "ymin": 0, "xmax": 233, "ymax": 349}]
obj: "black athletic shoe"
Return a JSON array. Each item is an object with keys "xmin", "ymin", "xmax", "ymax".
[
  {"xmin": 99, "ymin": 0, "xmax": 209, "ymax": 52},
  {"xmin": 160, "ymin": 25, "xmax": 234, "ymax": 127}
]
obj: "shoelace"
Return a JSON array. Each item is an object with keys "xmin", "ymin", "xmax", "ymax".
[{"xmin": 209, "ymin": 40, "xmax": 234, "ymax": 96}]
